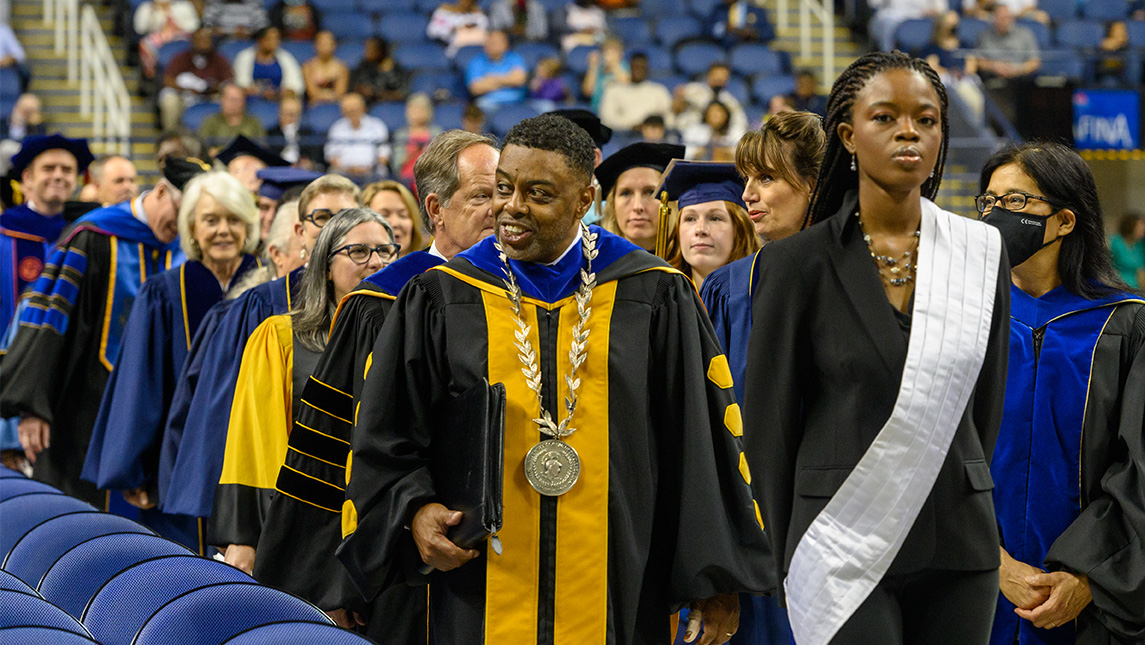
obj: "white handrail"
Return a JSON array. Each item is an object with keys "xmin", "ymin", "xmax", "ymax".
[
  {"xmin": 42, "ymin": 0, "xmax": 131, "ymax": 156},
  {"xmin": 775, "ymin": 0, "xmax": 835, "ymax": 88}
]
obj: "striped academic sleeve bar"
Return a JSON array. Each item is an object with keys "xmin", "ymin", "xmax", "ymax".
[
  {"xmin": 288, "ymin": 422, "xmax": 351, "ymax": 468},
  {"xmin": 276, "ymin": 465, "xmax": 345, "ymax": 513}
]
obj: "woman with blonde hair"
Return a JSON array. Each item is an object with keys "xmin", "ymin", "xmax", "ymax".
[
  {"xmin": 362, "ymin": 179, "xmax": 426, "ymax": 257},
  {"xmin": 594, "ymin": 141, "xmax": 685, "ymax": 250},
  {"xmin": 82, "ymin": 170, "xmax": 262, "ymax": 553}
]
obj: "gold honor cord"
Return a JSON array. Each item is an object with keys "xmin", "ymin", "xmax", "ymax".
[{"xmin": 654, "ymin": 191, "xmax": 671, "ymax": 259}]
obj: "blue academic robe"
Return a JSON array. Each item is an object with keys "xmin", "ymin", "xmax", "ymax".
[
  {"xmin": 81, "ymin": 256, "xmax": 260, "ymax": 551},
  {"xmin": 991, "ymin": 285, "xmax": 1145, "ymax": 645},
  {"xmin": 697, "ymin": 249, "xmax": 793, "ymax": 645},
  {"xmin": 0, "ymin": 203, "xmax": 67, "ymax": 339},
  {"xmin": 160, "ymin": 266, "xmax": 303, "ymax": 519}
]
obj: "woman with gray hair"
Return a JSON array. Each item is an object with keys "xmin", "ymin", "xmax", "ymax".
[
  {"xmin": 209, "ymin": 207, "xmax": 396, "ymax": 574},
  {"xmin": 82, "ymin": 170, "xmax": 263, "ymax": 553}
]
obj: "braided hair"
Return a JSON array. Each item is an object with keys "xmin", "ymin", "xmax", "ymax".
[{"xmin": 804, "ymin": 51, "xmax": 950, "ymax": 228}]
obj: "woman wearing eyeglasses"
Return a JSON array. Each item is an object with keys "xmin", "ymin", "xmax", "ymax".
[
  {"xmin": 978, "ymin": 142, "xmax": 1145, "ymax": 645},
  {"xmin": 209, "ymin": 207, "xmax": 398, "ymax": 575}
]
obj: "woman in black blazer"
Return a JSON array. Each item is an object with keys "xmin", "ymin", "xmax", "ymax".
[{"xmin": 741, "ymin": 51, "xmax": 1011, "ymax": 644}]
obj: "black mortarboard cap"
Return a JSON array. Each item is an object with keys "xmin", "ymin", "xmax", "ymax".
[
  {"xmin": 162, "ymin": 156, "xmax": 212, "ymax": 191},
  {"xmin": 9, "ymin": 133, "xmax": 94, "ymax": 177},
  {"xmin": 657, "ymin": 160, "xmax": 746, "ymax": 210},
  {"xmin": 594, "ymin": 142, "xmax": 685, "ymax": 197},
  {"xmin": 215, "ymin": 135, "xmax": 288, "ymax": 168},
  {"xmin": 546, "ymin": 109, "xmax": 612, "ymax": 148},
  {"xmin": 255, "ymin": 166, "xmax": 324, "ymax": 201}
]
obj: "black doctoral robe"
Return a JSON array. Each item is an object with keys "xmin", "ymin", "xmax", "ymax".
[{"xmin": 337, "ymin": 227, "xmax": 771, "ymax": 645}]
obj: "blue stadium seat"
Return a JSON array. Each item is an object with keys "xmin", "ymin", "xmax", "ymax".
[
  {"xmin": 366, "ymin": 0, "xmax": 409, "ymax": 12},
  {"xmin": 1056, "ymin": 20, "xmax": 1105, "ymax": 48},
  {"xmin": 452, "ymin": 44, "xmax": 485, "ymax": 71},
  {"xmin": 181, "ymin": 102, "xmax": 221, "ymax": 132},
  {"xmin": 894, "ymin": 18, "xmax": 934, "ymax": 53},
  {"xmin": 369, "ymin": 101, "xmax": 407, "ymax": 129},
  {"xmin": 635, "ymin": 45, "xmax": 673, "ymax": 74},
  {"xmin": 536, "ymin": 0, "xmax": 565, "ymax": 10},
  {"xmin": 414, "ymin": 0, "xmax": 442, "ymax": 12},
  {"xmin": 957, "ymin": 18, "xmax": 990, "ymax": 48},
  {"xmin": 310, "ymin": 0, "xmax": 357, "ymax": 12},
  {"xmin": 246, "ymin": 98, "xmax": 281, "ymax": 130},
  {"xmin": 489, "ymin": 103, "xmax": 542, "ymax": 136},
  {"xmin": 729, "ymin": 43, "xmax": 787, "ymax": 77},
  {"xmin": 223, "ymin": 621, "xmax": 376, "ymax": 644},
  {"xmin": 0, "ymin": 467, "xmax": 24, "ymax": 478},
  {"xmin": 0, "ymin": 570, "xmax": 36, "ymax": 595},
  {"xmin": 0, "ymin": 626, "xmax": 98, "ymax": 644},
  {"xmin": 655, "ymin": 16, "xmax": 703, "ymax": 48},
  {"xmin": 565, "ymin": 45, "xmax": 596, "ymax": 76},
  {"xmin": 38, "ymin": 533, "xmax": 190, "ymax": 618},
  {"xmin": 157, "ymin": 39, "xmax": 190, "ymax": 71},
  {"xmin": 675, "ymin": 41, "xmax": 727, "ymax": 76},
  {"xmin": 410, "ymin": 71, "xmax": 466, "ymax": 101},
  {"xmin": 3, "ymin": 513, "xmax": 151, "ymax": 588},
  {"xmin": 83, "ymin": 555, "xmax": 255, "ymax": 644},
  {"xmin": 649, "ymin": 72, "xmax": 687, "ymax": 91},
  {"xmin": 690, "ymin": 0, "xmax": 723, "ymax": 18},
  {"xmin": 1083, "ymin": 0, "xmax": 1128, "ymax": 21},
  {"xmin": 610, "ymin": 16, "xmax": 652, "ymax": 43},
  {"xmin": 337, "ymin": 41, "xmax": 365, "ymax": 68},
  {"xmin": 724, "ymin": 74, "xmax": 751, "ymax": 106},
  {"xmin": 515, "ymin": 42, "xmax": 560, "ymax": 69},
  {"xmin": 281, "ymin": 41, "xmax": 315, "ymax": 64},
  {"xmin": 0, "ymin": 494, "xmax": 94, "ymax": 562},
  {"xmin": 434, "ymin": 101, "xmax": 466, "ymax": 130},
  {"xmin": 0, "ymin": 69, "xmax": 21, "ymax": 99},
  {"xmin": 0, "ymin": 477, "xmax": 60, "ymax": 501},
  {"xmin": 1039, "ymin": 0, "xmax": 1077, "ymax": 21},
  {"xmin": 1018, "ymin": 19, "xmax": 1052, "ymax": 49},
  {"xmin": 325, "ymin": 13, "xmax": 375, "ymax": 41},
  {"xmin": 133, "ymin": 582, "xmax": 331, "ymax": 645},
  {"xmin": 218, "ymin": 40, "xmax": 252, "ymax": 63},
  {"xmin": 1127, "ymin": 20, "xmax": 1145, "ymax": 47},
  {"xmin": 303, "ymin": 102, "xmax": 343, "ymax": 131},
  {"xmin": 752, "ymin": 74, "xmax": 796, "ymax": 104},
  {"xmin": 0, "ymin": 589, "xmax": 91, "ymax": 635},
  {"xmin": 394, "ymin": 43, "xmax": 450, "ymax": 72},
  {"xmin": 377, "ymin": 12, "xmax": 431, "ymax": 44},
  {"xmin": 1038, "ymin": 52, "xmax": 1087, "ymax": 80},
  {"xmin": 644, "ymin": 0, "xmax": 687, "ymax": 14}
]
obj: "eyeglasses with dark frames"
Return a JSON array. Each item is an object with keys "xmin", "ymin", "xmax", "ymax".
[
  {"xmin": 329, "ymin": 243, "xmax": 401, "ymax": 265},
  {"xmin": 975, "ymin": 191, "xmax": 1052, "ymax": 214},
  {"xmin": 303, "ymin": 208, "xmax": 337, "ymax": 228}
]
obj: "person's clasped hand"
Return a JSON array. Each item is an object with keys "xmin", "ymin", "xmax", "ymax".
[
  {"xmin": 684, "ymin": 593, "xmax": 740, "ymax": 645},
  {"xmin": 411, "ymin": 503, "xmax": 479, "ymax": 572},
  {"xmin": 1014, "ymin": 571, "xmax": 1092, "ymax": 630}
]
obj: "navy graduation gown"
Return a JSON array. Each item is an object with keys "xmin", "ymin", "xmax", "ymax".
[
  {"xmin": 81, "ymin": 256, "xmax": 260, "ymax": 550},
  {"xmin": 0, "ymin": 203, "xmax": 67, "ymax": 339},
  {"xmin": 991, "ymin": 285, "xmax": 1145, "ymax": 645},
  {"xmin": 160, "ymin": 266, "xmax": 303, "ymax": 519}
]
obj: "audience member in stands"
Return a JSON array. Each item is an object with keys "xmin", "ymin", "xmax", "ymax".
[
  {"xmin": 466, "ymin": 29, "xmax": 528, "ymax": 110},
  {"xmin": 390, "ymin": 93, "xmax": 442, "ymax": 187},
  {"xmin": 582, "ymin": 36, "xmax": 629, "ymax": 112},
  {"xmin": 267, "ymin": 95, "xmax": 319, "ymax": 167},
  {"xmin": 302, "ymin": 30, "xmax": 349, "ymax": 104},
  {"xmin": 349, "ymin": 37, "xmax": 409, "ymax": 105},
  {"xmin": 1097, "ymin": 21, "xmax": 1130, "ymax": 86},
  {"xmin": 201, "ymin": 0, "xmax": 269, "ymax": 39},
  {"xmin": 134, "ymin": 0, "xmax": 200, "ymax": 78},
  {"xmin": 325, "ymin": 93, "xmax": 390, "ymax": 183},
  {"xmin": 787, "ymin": 68, "xmax": 826, "ymax": 116},
  {"xmin": 0, "ymin": 22, "xmax": 29, "ymax": 92},
  {"xmin": 199, "ymin": 82, "xmax": 267, "ymax": 150},
  {"xmin": 1, "ymin": 94, "xmax": 47, "ymax": 144},
  {"xmin": 362, "ymin": 180, "xmax": 426, "ymax": 257},
  {"xmin": 489, "ymin": 0, "xmax": 548, "ymax": 42},
  {"xmin": 766, "ymin": 94, "xmax": 795, "ymax": 119},
  {"xmin": 156, "ymin": 131, "xmax": 203, "ymax": 170},
  {"xmin": 159, "ymin": 28, "xmax": 234, "ymax": 132},
  {"xmin": 600, "ymin": 51, "xmax": 671, "ymax": 132},
  {"xmin": 269, "ymin": 0, "xmax": 322, "ymax": 41},
  {"xmin": 639, "ymin": 114, "xmax": 670, "ymax": 142},
  {"xmin": 233, "ymin": 26, "xmax": 304, "ymax": 100},
  {"xmin": 462, "ymin": 102, "xmax": 486, "ymax": 132},
  {"xmin": 528, "ymin": 57, "xmax": 570, "ymax": 109},
  {"xmin": 1111, "ymin": 212, "xmax": 1145, "ymax": 288},
  {"xmin": 557, "ymin": 0, "xmax": 606, "ymax": 52},
  {"xmin": 706, "ymin": 0, "xmax": 775, "ymax": 46},
  {"xmin": 427, "ymin": 0, "xmax": 490, "ymax": 57},
  {"xmin": 673, "ymin": 62, "xmax": 749, "ymax": 142},
  {"xmin": 683, "ymin": 101, "xmax": 738, "ymax": 161},
  {"xmin": 922, "ymin": 12, "xmax": 985, "ymax": 124},
  {"xmin": 963, "ymin": 0, "xmax": 1048, "ymax": 24},
  {"xmin": 975, "ymin": 4, "xmax": 1040, "ymax": 124},
  {"xmin": 868, "ymin": 0, "xmax": 945, "ymax": 52},
  {"xmin": 86, "ymin": 156, "xmax": 139, "ymax": 206}
]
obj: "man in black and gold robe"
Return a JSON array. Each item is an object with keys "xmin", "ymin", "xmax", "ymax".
[{"xmin": 337, "ymin": 115, "xmax": 770, "ymax": 645}]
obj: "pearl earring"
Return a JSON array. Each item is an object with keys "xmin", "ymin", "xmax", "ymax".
[{"xmin": 850, "ymin": 154, "xmax": 856, "ymax": 172}]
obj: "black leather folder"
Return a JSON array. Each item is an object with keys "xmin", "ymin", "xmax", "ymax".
[{"xmin": 433, "ymin": 378, "xmax": 506, "ymax": 550}]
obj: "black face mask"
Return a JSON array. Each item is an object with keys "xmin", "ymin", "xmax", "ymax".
[{"xmin": 981, "ymin": 206, "xmax": 1059, "ymax": 267}]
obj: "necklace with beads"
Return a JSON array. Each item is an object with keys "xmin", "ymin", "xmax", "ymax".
[
  {"xmin": 856, "ymin": 212, "xmax": 921, "ymax": 287},
  {"xmin": 494, "ymin": 222, "xmax": 598, "ymax": 497}
]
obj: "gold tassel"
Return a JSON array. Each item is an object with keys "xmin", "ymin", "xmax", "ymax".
[
  {"xmin": 654, "ymin": 191, "xmax": 670, "ymax": 259},
  {"xmin": 9, "ymin": 179, "xmax": 23, "ymax": 206}
]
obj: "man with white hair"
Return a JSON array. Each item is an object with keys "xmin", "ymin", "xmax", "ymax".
[{"xmin": 0, "ymin": 157, "xmax": 210, "ymax": 505}]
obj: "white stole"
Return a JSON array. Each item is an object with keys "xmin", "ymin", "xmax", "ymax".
[{"xmin": 784, "ymin": 199, "xmax": 1003, "ymax": 644}]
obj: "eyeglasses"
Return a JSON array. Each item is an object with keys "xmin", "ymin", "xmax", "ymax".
[
  {"xmin": 975, "ymin": 191, "xmax": 1052, "ymax": 213},
  {"xmin": 329, "ymin": 243, "xmax": 401, "ymax": 265},
  {"xmin": 303, "ymin": 208, "xmax": 336, "ymax": 227}
]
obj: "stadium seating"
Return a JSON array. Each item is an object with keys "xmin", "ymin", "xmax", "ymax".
[
  {"xmin": 223, "ymin": 622, "xmax": 377, "ymax": 644},
  {"xmin": 376, "ymin": 12, "xmax": 431, "ymax": 45},
  {"xmin": 246, "ymin": 98, "xmax": 282, "ymax": 130},
  {"xmin": 434, "ymin": 101, "xmax": 466, "ymax": 130},
  {"xmin": 309, "ymin": 0, "xmax": 357, "ymax": 12},
  {"xmin": 0, "ymin": 626, "xmax": 99, "ymax": 644},
  {"xmin": 655, "ymin": 16, "xmax": 703, "ymax": 49},
  {"xmin": 753, "ymin": 74, "xmax": 797, "ymax": 104},
  {"xmin": 1126, "ymin": 20, "xmax": 1145, "ymax": 48},
  {"xmin": 368, "ymin": 101, "xmax": 407, "ymax": 129},
  {"xmin": 1083, "ymin": 0, "xmax": 1129, "ymax": 22},
  {"xmin": 0, "ymin": 69, "xmax": 22, "ymax": 101},
  {"xmin": 218, "ymin": 40, "xmax": 252, "ymax": 63},
  {"xmin": 303, "ymin": 102, "xmax": 343, "ymax": 131},
  {"xmin": 565, "ymin": 45, "xmax": 597, "ymax": 76},
  {"xmin": 0, "ymin": 589, "xmax": 92, "ymax": 636},
  {"xmin": 675, "ymin": 41, "xmax": 727, "ymax": 76},
  {"xmin": 729, "ymin": 43, "xmax": 788, "ymax": 78},
  {"xmin": 281, "ymin": 41, "xmax": 316, "ymax": 65},
  {"xmin": 1056, "ymin": 20, "xmax": 1105, "ymax": 49},
  {"xmin": 394, "ymin": 43, "xmax": 450, "ymax": 72},
  {"xmin": 610, "ymin": 16, "xmax": 652, "ymax": 44},
  {"xmin": 515, "ymin": 42, "xmax": 560, "ymax": 69},
  {"xmin": 336, "ymin": 41, "xmax": 365, "ymax": 68},
  {"xmin": 180, "ymin": 102, "xmax": 221, "ymax": 132},
  {"xmin": 0, "ymin": 493, "xmax": 95, "ymax": 560},
  {"xmin": 325, "ymin": 13, "xmax": 377, "ymax": 41},
  {"xmin": 894, "ymin": 19, "xmax": 935, "ymax": 53},
  {"xmin": 957, "ymin": 18, "xmax": 991, "ymax": 48},
  {"xmin": 1018, "ymin": 19, "xmax": 1052, "ymax": 49},
  {"xmin": 1039, "ymin": 53, "xmax": 1087, "ymax": 81},
  {"xmin": 0, "ymin": 570, "xmax": 36, "ymax": 595},
  {"xmin": 489, "ymin": 103, "xmax": 542, "ymax": 136},
  {"xmin": 156, "ymin": 39, "xmax": 191, "ymax": 70},
  {"xmin": 0, "ymin": 467, "xmax": 24, "ymax": 478},
  {"xmin": 0, "ymin": 476, "xmax": 60, "ymax": 501},
  {"xmin": 3, "ymin": 512, "xmax": 153, "ymax": 587},
  {"xmin": 410, "ymin": 71, "xmax": 466, "ymax": 102},
  {"xmin": 1039, "ymin": 0, "xmax": 1078, "ymax": 21}
]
